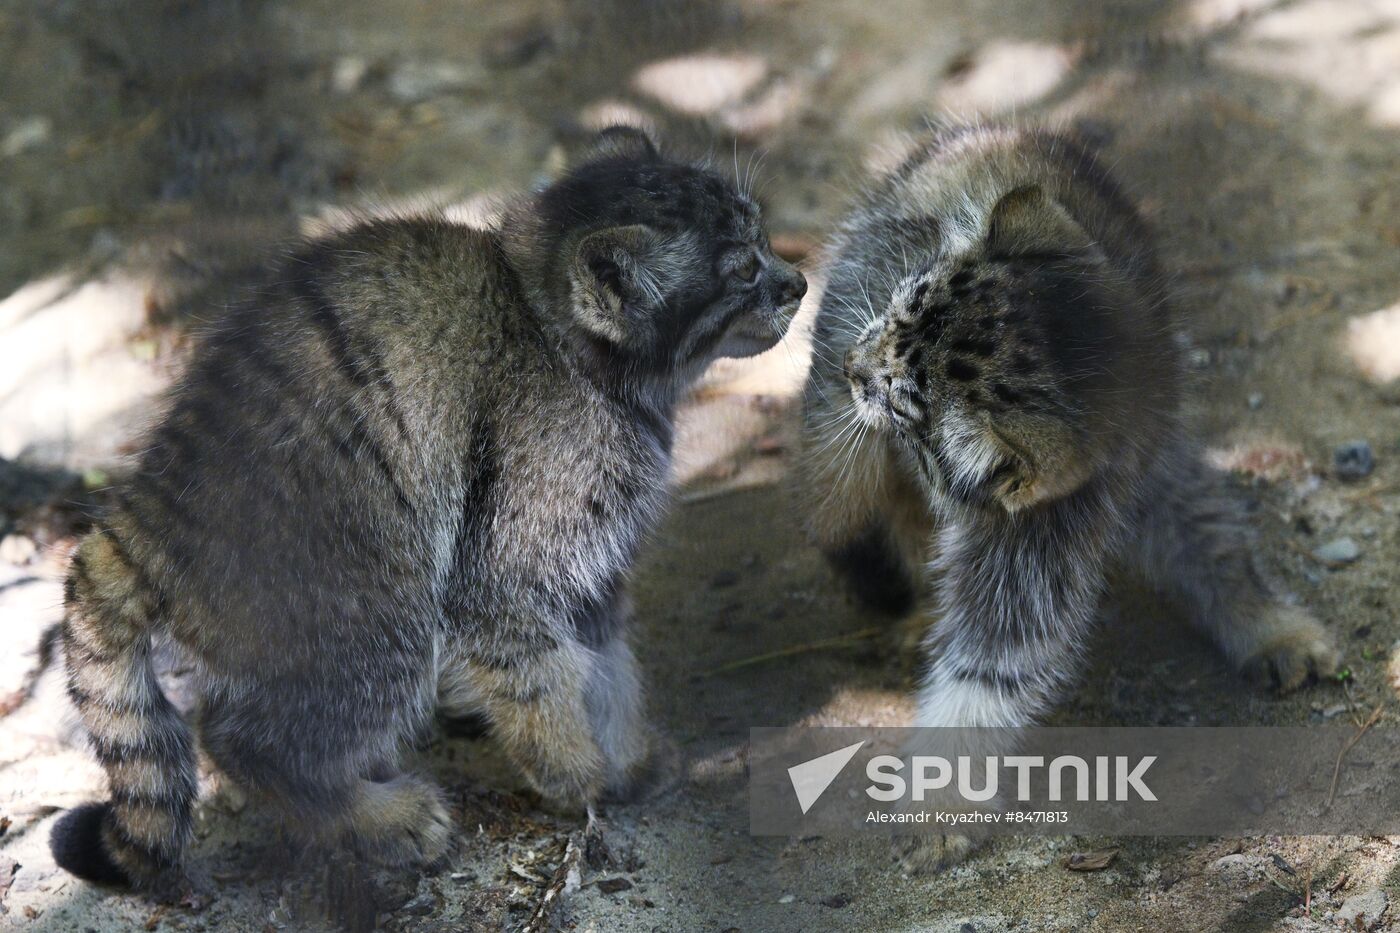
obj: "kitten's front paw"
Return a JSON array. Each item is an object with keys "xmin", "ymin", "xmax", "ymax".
[
  {"xmin": 891, "ymin": 834, "xmax": 977, "ymax": 875},
  {"xmin": 1241, "ymin": 606, "xmax": 1339, "ymax": 693}
]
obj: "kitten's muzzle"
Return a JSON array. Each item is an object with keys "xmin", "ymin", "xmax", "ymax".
[
  {"xmin": 844, "ymin": 349, "xmax": 883, "ymax": 403},
  {"xmin": 774, "ymin": 266, "xmax": 808, "ymax": 309}
]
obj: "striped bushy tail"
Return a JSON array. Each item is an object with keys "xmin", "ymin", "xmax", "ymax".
[{"xmin": 50, "ymin": 529, "xmax": 196, "ymax": 888}]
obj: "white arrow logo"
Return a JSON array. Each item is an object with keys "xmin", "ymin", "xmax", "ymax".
[{"xmin": 788, "ymin": 741, "xmax": 866, "ymax": 814}]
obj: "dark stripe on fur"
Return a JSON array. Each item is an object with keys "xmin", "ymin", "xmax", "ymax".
[
  {"xmin": 950, "ymin": 664, "xmax": 1026, "ymax": 696},
  {"xmin": 460, "ymin": 417, "xmax": 497, "ymax": 538},
  {"xmin": 291, "ymin": 252, "xmax": 412, "ymax": 443},
  {"xmin": 331, "ymin": 415, "xmax": 415, "ymax": 513}
]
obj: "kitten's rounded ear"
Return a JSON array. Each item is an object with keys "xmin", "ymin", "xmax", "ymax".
[
  {"xmin": 570, "ymin": 224, "xmax": 665, "ymax": 344},
  {"xmin": 986, "ymin": 185, "xmax": 1097, "ymax": 258},
  {"xmin": 578, "ymin": 125, "xmax": 660, "ymax": 165}
]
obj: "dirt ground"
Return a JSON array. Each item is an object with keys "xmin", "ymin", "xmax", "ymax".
[{"xmin": 3, "ymin": 0, "xmax": 1400, "ymax": 930}]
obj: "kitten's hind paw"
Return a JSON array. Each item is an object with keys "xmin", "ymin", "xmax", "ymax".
[
  {"xmin": 1240, "ymin": 607, "xmax": 1339, "ymax": 693},
  {"xmin": 891, "ymin": 834, "xmax": 977, "ymax": 875}
]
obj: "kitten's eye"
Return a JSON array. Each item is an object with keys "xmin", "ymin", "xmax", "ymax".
[{"xmin": 732, "ymin": 250, "xmax": 759, "ymax": 283}]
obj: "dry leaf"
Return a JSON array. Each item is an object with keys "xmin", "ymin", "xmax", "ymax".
[{"xmin": 1064, "ymin": 848, "xmax": 1119, "ymax": 871}]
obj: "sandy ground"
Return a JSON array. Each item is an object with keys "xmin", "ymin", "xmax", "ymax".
[{"xmin": 4, "ymin": 0, "xmax": 1400, "ymax": 930}]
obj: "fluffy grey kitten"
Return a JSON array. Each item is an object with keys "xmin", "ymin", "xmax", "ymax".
[
  {"xmin": 51, "ymin": 126, "xmax": 806, "ymax": 888},
  {"xmin": 798, "ymin": 124, "xmax": 1336, "ymax": 871}
]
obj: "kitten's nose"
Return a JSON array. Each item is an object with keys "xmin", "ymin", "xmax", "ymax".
[
  {"xmin": 842, "ymin": 349, "xmax": 866, "ymax": 384},
  {"xmin": 783, "ymin": 269, "xmax": 808, "ymax": 304},
  {"xmin": 772, "ymin": 262, "xmax": 807, "ymax": 307}
]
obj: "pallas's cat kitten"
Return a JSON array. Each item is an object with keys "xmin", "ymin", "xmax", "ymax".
[
  {"xmin": 799, "ymin": 124, "xmax": 1336, "ymax": 870},
  {"xmin": 52, "ymin": 126, "xmax": 806, "ymax": 888}
]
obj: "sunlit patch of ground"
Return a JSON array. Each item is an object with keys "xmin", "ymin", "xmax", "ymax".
[
  {"xmin": 1219, "ymin": 0, "xmax": 1400, "ymax": 127},
  {"xmin": 1346, "ymin": 302, "xmax": 1400, "ymax": 383},
  {"xmin": 0, "ymin": 274, "xmax": 171, "ymax": 470}
]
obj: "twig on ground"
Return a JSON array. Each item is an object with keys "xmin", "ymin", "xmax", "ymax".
[
  {"xmin": 521, "ymin": 834, "xmax": 582, "ymax": 933},
  {"xmin": 1324, "ymin": 704, "xmax": 1384, "ymax": 811},
  {"xmin": 701, "ymin": 627, "xmax": 882, "ymax": 677},
  {"xmin": 1257, "ymin": 294, "xmax": 1339, "ymax": 339}
]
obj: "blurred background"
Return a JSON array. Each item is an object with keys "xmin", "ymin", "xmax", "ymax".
[{"xmin": 2, "ymin": 1, "xmax": 1400, "ymax": 931}]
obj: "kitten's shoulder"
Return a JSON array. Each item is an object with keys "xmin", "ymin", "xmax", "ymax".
[{"xmin": 298, "ymin": 213, "xmax": 513, "ymax": 291}]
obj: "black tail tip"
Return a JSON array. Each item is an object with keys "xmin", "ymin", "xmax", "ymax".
[{"xmin": 51, "ymin": 802, "xmax": 131, "ymax": 887}]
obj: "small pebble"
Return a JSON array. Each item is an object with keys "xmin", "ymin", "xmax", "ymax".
[
  {"xmin": 1334, "ymin": 440, "xmax": 1374, "ymax": 481},
  {"xmin": 1313, "ymin": 537, "xmax": 1361, "ymax": 565},
  {"xmin": 1247, "ymin": 392, "xmax": 1264, "ymax": 410},
  {"xmin": 778, "ymin": 894, "xmax": 795, "ymax": 904}
]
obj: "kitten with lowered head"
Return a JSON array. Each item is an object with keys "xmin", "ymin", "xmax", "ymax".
[
  {"xmin": 799, "ymin": 123, "xmax": 1336, "ymax": 870},
  {"xmin": 52, "ymin": 126, "xmax": 806, "ymax": 889}
]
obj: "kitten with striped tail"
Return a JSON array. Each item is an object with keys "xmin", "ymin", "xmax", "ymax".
[{"xmin": 50, "ymin": 125, "xmax": 806, "ymax": 890}]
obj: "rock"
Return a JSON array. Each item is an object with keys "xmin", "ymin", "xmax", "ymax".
[
  {"xmin": 821, "ymin": 893, "xmax": 850, "ymax": 908},
  {"xmin": 1208, "ymin": 853, "xmax": 1268, "ymax": 884},
  {"xmin": 2, "ymin": 116, "xmax": 53, "ymax": 157},
  {"xmin": 777, "ymin": 893, "xmax": 795, "ymax": 904},
  {"xmin": 1247, "ymin": 392, "xmax": 1265, "ymax": 410},
  {"xmin": 1333, "ymin": 440, "xmax": 1374, "ymax": 480},
  {"xmin": 1313, "ymin": 537, "xmax": 1361, "ymax": 564},
  {"xmin": 1336, "ymin": 890, "xmax": 1387, "ymax": 929}
]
